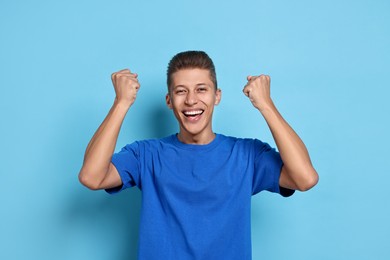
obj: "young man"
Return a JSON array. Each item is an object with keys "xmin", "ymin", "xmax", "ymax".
[{"xmin": 79, "ymin": 51, "xmax": 318, "ymax": 259}]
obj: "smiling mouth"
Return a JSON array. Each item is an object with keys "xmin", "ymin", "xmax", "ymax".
[{"xmin": 183, "ymin": 110, "xmax": 204, "ymax": 117}]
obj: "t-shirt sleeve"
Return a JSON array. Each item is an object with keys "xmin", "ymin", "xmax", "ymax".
[
  {"xmin": 105, "ymin": 142, "xmax": 141, "ymax": 194},
  {"xmin": 252, "ymin": 139, "xmax": 294, "ymax": 197}
]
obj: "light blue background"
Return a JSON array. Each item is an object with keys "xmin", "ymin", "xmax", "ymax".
[{"xmin": 1, "ymin": 0, "xmax": 389, "ymax": 259}]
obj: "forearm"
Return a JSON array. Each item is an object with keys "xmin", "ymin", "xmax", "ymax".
[
  {"xmin": 79, "ymin": 100, "xmax": 130, "ymax": 188},
  {"xmin": 260, "ymin": 102, "xmax": 318, "ymax": 190},
  {"xmin": 243, "ymin": 74, "xmax": 317, "ymax": 190},
  {"xmin": 85, "ymin": 99, "xmax": 126, "ymax": 155}
]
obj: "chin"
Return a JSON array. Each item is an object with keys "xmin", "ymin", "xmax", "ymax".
[{"xmin": 181, "ymin": 123, "xmax": 211, "ymax": 137}]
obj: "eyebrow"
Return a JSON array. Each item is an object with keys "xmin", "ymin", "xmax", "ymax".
[{"xmin": 173, "ymin": 83, "xmax": 209, "ymax": 89}]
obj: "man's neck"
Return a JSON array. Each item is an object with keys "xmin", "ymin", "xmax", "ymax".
[{"xmin": 177, "ymin": 131, "xmax": 216, "ymax": 145}]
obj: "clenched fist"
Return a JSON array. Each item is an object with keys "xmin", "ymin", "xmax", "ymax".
[
  {"xmin": 243, "ymin": 74, "xmax": 273, "ymax": 112},
  {"xmin": 111, "ymin": 69, "xmax": 140, "ymax": 107}
]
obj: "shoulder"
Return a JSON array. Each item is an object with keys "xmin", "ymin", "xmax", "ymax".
[
  {"xmin": 121, "ymin": 135, "xmax": 177, "ymax": 152},
  {"xmin": 217, "ymin": 134, "xmax": 266, "ymax": 147},
  {"xmin": 217, "ymin": 134, "xmax": 276, "ymax": 157}
]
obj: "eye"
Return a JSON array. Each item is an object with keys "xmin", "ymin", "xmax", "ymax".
[
  {"xmin": 197, "ymin": 87, "xmax": 207, "ymax": 92},
  {"xmin": 175, "ymin": 89, "xmax": 186, "ymax": 95}
]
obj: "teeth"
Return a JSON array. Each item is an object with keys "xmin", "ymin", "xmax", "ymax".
[{"xmin": 184, "ymin": 110, "xmax": 203, "ymax": 116}]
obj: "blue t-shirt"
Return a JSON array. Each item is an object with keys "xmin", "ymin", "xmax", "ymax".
[{"xmin": 107, "ymin": 134, "xmax": 294, "ymax": 260}]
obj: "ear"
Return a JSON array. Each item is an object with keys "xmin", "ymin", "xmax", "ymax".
[
  {"xmin": 166, "ymin": 93, "xmax": 173, "ymax": 109},
  {"xmin": 214, "ymin": 88, "xmax": 222, "ymax": 105}
]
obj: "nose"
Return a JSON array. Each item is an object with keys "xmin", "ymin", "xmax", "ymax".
[{"xmin": 185, "ymin": 91, "xmax": 198, "ymax": 106}]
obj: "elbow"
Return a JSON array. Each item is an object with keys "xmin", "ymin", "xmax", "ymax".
[
  {"xmin": 296, "ymin": 168, "xmax": 319, "ymax": 192},
  {"xmin": 78, "ymin": 169, "xmax": 101, "ymax": 190}
]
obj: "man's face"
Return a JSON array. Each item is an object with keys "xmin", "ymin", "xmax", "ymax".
[{"xmin": 166, "ymin": 68, "xmax": 221, "ymax": 143}]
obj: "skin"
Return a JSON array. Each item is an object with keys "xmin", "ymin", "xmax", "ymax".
[
  {"xmin": 166, "ymin": 68, "xmax": 221, "ymax": 144},
  {"xmin": 78, "ymin": 69, "xmax": 139, "ymax": 190},
  {"xmin": 79, "ymin": 68, "xmax": 318, "ymax": 192},
  {"xmin": 243, "ymin": 75, "xmax": 318, "ymax": 191}
]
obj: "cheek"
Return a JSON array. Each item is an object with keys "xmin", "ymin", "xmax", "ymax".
[
  {"xmin": 171, "ymin": 97, "xmax": 185, "ymax": 111},
  {"xmin": 205, "ymin": 96, "xmax": 217, "ymax": 106}
]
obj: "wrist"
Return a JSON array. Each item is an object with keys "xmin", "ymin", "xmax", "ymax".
[
  {"xmin": 257, "ymin": 100, "xmax": 276, "ymax": 114},
  {"xmin": 113, "ymin": 98, "xmax": 132, "ymax": 111},
  {"xmin": 258, "ymin": 102, "xmax": 282, "ymax": 129}
]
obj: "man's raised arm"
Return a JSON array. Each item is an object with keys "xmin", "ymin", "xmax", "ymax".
[
  {"xmin": 78, "ymin": 69, "xmax": 140, "ymax": 190},
  {"xmin": 243, "ymin": 74, "xmax": 318, "ymax": 191}
]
